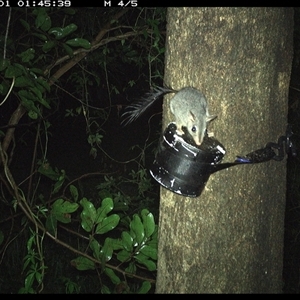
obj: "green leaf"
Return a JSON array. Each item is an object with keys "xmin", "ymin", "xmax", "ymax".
[
  {"xmin": 121, "ymin": 231, "xmax": 133, "ymax": 252},
  {"xmin": 34, "ymin": 9, "xmax": 45, "ymax": 27},
  {"xmin": 147, "ymin": 233, "xmax": 158, "ymax": 250},
  {"xmin": 29, "ymin": 86, "xmax": 42, "ymax": 98},
  {"xmin": 52, "ymin": 172, "xmax": 65, "ymax": 194},
  {"xmin": 101, "ymin": 285, "xmax": 111, "ymax": 294},
  {"xmin": 20, "ymin": 19, "xmax": 30, "ymax": 31},
  {"xmin": 5, "ymin": 64, "xmax": 24, "ymax": 78},
  {"xmin": 100, "ymin": 239, "xmax": 113, "ymax": 262},
  {"xmin": 18, "ymin": 286, "xmax": 35, "ymax": 294},
  {"xmin": 95, "ymin": 197, "xmax": 114, "ymax": 224},
  {"xmin": 80, "ymin": 198, "xmax": 96, "ymax": 232},
  {"xmin": 18, "ymin": 89, "xmax": 35, "ymax": 101},
  {"xmin": 32, "ymin": 33, "xmax": 47, "ymax": 41},
  {"xmin": 95, "ymin": 214, "xmax": 120, "ymax": 234},
  {"xmin": 48, "ymin": 24, "xmax": 78, "ymax": 40},
  {"xmin": 28, "ymin": 111, "xmax": 38, "ymax": 120},
  {"xmin": 52, "ymin": 198, "xmax": 79, "ymax": 223},
  {"xmin": 24, "ymin": 272, "xmax": 35, "ymax": 290},
  {"xmin": 104, "ymin": 268, "xmax": 121, "ymax": 285},
  {"xmin": 125, "ymin": 262, "xmax": 136, "ymax": 274},
  {"xmin": 45, "ymin": 214, "xmax": 57, "ymax": 236},
  {"xmin": 34, "ymin": 8, "xmax": 51, "ymax": 31},
  {"xmin": 135, "ymin": 253, "xmax": 156, "ymax": 271},
  {"xmin": 42, "ymin": 40, "xmax": 56, "ymax": 53},
  {"xmin": 28, "ymin": 87, "xmax": 51, "ymax": 109},
  {"xmin": 141, "ymin": 209, "xmax": 155, "ymax": 238},
  {"xmin": 105, "ymin": 237, "xmax": 123, "ymax": 251},
  {"xmin": 14, "ymin": 76, "xmax": 34, "ymax": 88},
  {"xmin": 18, "ymin": 90, "xmax": 41, "ymax": 114},
  {"xmin": 40, "ymin": 15, "xmax": 51, "ymax": 31},
  {"xmin": 48, "ymin": 27, "xmax": 63, "ymax": 39},
  {"xmin": 130, "ymin": 214, "xmax": 145, "ymax": 245},
  {"xmin": 140, "ymin": 245, "xmax": 157, "ymax": 260},
  {"xmin": 116, "ymin": 249, "xmax": 131, "ymax": 263},
  {"xmin": 35, "ymin": 271, "xmax": 42, "ymax": 284},
  {"xmin": 20, "ymin": 99, "xmax": 40, "ymax": 115},
  {"xmin": 0, "ymin": 58, "xmax": 9, "ymax": 71},
  {"xmin": 89, "ymin": 238, "xmax": 101, "ymax": 260},
  {"xmin": 35, "ymin": 77, "xmax": 50, "ymax": 93},
  {"xmin": 62, "ymin": 43, "xmax": 74, "ymax": 57},
  {"xmin": 38, "ymin": 162, "xmax": 59, "ymax": 180},
  {"xmin": 29, "ymin": 68, "xmax": 44, "ymax": 76},
  {"xmin": 53, "ymin": 198, "xmax": 79, "ymax": 214},
  {"xmin": 71, "ymin": 256, "xmax": 95, "ymax": 271},
  {"xmin": 69, "ymin": 185, "xmax": 78, "ymax": 202},
  {"xmin": 18, "ymin": 48, "xmax": 35, "ymax": 63},
  {"xmin": 137, "ymin": 281, "xmax": 151, "ymax": 294},
  {"xmin": 65, "ymin": 38, "xmax": 91, "ymax": 49}
]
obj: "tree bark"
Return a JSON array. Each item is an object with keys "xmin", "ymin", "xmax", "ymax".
[{"xmin": 156, "ymin": 7, "xmax": 293, "ymax": 293}]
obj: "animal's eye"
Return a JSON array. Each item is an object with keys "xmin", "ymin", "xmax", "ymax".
[{"xmin": 191, "ymin": 126, "xmax": 197, "ymax": 132}]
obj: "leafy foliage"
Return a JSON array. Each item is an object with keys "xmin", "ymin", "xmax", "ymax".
[{"xmin": 0, "ymin": 7, "xmax": 166, "ymax": 293}]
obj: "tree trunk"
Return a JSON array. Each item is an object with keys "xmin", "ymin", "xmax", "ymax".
[{"xmin": 156, "ymin": 7, "xmax": 293, "ymax": 293}]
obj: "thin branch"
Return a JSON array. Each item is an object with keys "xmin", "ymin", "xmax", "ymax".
[
  {"xmin": 0, "ymin": 77, "xmax": 15, "ymax": 106},
  {"xmin": 48, "ymin": 9, "xmax": 131, "ymax": 84},
  {"xmin": 45, "ymin": 29, "xmax": 150, "ymax": 77},
  {"xmin": 3, "ymin": 8, "xmax": 11, "ymax": 60}
]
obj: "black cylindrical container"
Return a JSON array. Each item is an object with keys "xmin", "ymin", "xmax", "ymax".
[{"xmin": 150, "ymin": 123, "xmax": 226, "ymax": 197}]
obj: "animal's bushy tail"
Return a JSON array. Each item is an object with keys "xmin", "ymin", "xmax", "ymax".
[{"xmin": 121, "ymin": 86, "xmax": 176, "ymax": 125}]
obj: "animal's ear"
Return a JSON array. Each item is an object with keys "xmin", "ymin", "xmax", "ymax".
[
  {"xmin": 206, "ymin": 115, "xmax": 217, "ymax": 123},
  {"xmin": 189, "ymin": 110, "xmax": 196, "ymax": 121}
]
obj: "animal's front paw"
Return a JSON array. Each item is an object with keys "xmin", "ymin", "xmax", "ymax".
[{"xmin": 207, "ymin": 131, "xmax": 214, "ymax": 137}]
